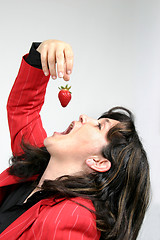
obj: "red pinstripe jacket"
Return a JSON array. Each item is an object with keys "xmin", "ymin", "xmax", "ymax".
[{"xmin": 0, "ymin": 55, "xmax": 101, "ymax": 240}]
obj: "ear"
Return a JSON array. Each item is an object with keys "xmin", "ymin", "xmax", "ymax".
[{"xmin": 85, "ymin": 156, "xmax": 111, "ymax": 172}]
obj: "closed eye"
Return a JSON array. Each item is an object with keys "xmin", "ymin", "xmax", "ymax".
[{"xmin": 98, "ymin": 122, "xmax": 102, "ymax": 130}]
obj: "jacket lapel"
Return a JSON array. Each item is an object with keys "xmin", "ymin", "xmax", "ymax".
[
  {"xmin": 0, "ymin": 198, "xmax": 58, "ymax": 240},
  {"xmin": 0, "ymin": 169, "xmax": 65, "ymax": 239},
  {"xmin": 0, "ymin": 168, "xmax": 38, "ymax": 204}
]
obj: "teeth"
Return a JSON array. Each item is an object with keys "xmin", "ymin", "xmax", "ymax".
[{"xmin": 70, "ymin": 122, "xmax": 74, "ymax": 129}]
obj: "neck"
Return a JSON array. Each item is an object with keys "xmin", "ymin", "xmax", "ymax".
[{"xmin": 38, "ymin": 156, "xmax": 85, "ymax": 187}]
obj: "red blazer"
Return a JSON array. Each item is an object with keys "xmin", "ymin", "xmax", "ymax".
[{"xmin": 0, "ymin": 56, "xmax": 101, "ymax": 240}]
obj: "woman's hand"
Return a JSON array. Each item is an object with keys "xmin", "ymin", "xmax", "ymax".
[{"xmin": 36, "ymin": 40, "xmax": 74, "ymax": 81}]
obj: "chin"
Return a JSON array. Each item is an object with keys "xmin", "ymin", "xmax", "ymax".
[
  {"xmin": 43, "ymin": 137, "xmax": 48, "ymax": 147},
  {"xmin": 43, "ymin": 136, "xmax": 61, "ymax": 157},
  {"xmin": 43, "ymin": 139, "xmax": 53, "ymax": 156},
  {"xmin": 43, "ymin": 136, "xmax": 52, "ymax": 150}
]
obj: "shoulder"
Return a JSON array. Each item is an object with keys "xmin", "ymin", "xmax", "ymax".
[
  {"xmin": 36, "ymin": 197, "xmax": 101, "ymax": 239},
  {"xmin": 47, "ymin": 196, "xmax": 97, "ymax": 222},
  {"xmin": 58, "ymin": 197, "xmax": 96, "ymax": 215}
]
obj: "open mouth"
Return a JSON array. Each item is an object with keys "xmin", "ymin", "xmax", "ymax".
[{"xmin": 61, "ymin": 122, "xmax": 74, "ymax": 135}]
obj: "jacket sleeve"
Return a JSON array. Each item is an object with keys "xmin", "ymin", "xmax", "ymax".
[{"xmin": 7, "ymin": 54, "xmax": 50, "ymax": 155}]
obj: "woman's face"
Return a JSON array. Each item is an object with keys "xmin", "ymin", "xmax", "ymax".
[{"xmin": 44, "ymin": 115, "xmax": 119, "ymax": 163}]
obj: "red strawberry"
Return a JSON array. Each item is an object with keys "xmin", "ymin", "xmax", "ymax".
[{"xmin": 58, "ymin": 84, "xmax": 72, "ymax": 107}]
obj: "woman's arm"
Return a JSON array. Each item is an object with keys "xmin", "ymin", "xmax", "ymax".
[
  {"xmin": 7, "ymin": 40, "xmax": 74, "ymax": 155},
  {"xmin": 7, "ymin": 56, "xmax": 50, "ymax": 155}
]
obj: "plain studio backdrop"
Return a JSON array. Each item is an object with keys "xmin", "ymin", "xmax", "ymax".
[{"xmin": 0, "ymin": 0, "xmax": 159, "ymax": 239}]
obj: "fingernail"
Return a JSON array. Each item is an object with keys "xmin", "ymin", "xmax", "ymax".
[
  {"xmin": 67, "ymin": 70, "xmax": 71, "ymax": 75},
  {"xmin": 44, "ymin": 72, "xmax": 48, "ymax": 76},
  {"xmin": 59, "ymin": 72, "xmax": 63, "ymax": 78},
  {"xmin": 52, "ymin": 76, "xmax": 56, "ymax": 80}
]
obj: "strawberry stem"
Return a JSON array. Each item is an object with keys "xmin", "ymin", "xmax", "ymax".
[{"xmin": 58, "ymin": 84, "xmax": 72, "ymax": 93}]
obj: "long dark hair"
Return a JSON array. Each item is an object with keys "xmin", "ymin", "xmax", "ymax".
[{"xmin": 9, "ymin": 107, "xmax": 150, "ymax": 240}]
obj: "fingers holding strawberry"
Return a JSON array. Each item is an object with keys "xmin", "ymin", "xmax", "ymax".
[
  {"xmin": 37, "ymin": 40, "xmax": 73, "ymax": 108},
  {"xmin": 36, "ymin": 40, "xmax": 74, "ymax": 81},
  {"xmin": 58, "ymin": 85, "xmax": 72, "ymax": 107}
]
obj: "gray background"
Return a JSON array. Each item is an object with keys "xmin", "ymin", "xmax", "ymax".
[{"xmin": 0, "ymin": 0, "xmax": 159, "ymax": 239}]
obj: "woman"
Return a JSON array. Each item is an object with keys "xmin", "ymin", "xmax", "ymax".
[{"xmin": 0, "ymin": 40, "xmax": 150, "ymax": 240}]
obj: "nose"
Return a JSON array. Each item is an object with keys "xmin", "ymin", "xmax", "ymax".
[
  {"xmin": 79, "ymin": 114, "xmax": 88, "ymax": 124},
  {"xmin": 79, "ymin": 114, "xmax": 97, "ymax": 125}
]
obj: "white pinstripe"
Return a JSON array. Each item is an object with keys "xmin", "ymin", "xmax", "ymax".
[
  {"xmin": 68, "ymin": 214, "xmax": 79, "ymax": 240},
  {"xmin": 30, "ymin": 75, "xmax": 43, "ymax": 146},
  {"xmin": 0, "ymin": 175, "xmax": 10, "ymax": 184},
  {"xmin": 30, "ymin": 125, "xmax": 37, "ymax": 146},
  {"xmin": 93, "ymin": 231, "xmax": 98, "ymax": 240},
  {"xmin": 32, "ymin": 227, "xmax": 37, "ymax": 240},
  {"xmin": 52, "ymin": 219, "xmax": 61, "ymax": 240},
  {"xmin": 20, "ymin": 129, "xmax": 23, "ymax": 138},
  {"xmin": 17, "ymin": 218, "xmax": 38, "ymax": 240},
  {"xmin": 71, "ymin": 205, "xmax": 79, "ymax": 216},
  {"xmin": 37, "ymin": 114, "xmax": 46, "ymax": 139},
  {"xmin": 26, "ymin": 115, "xmax": 29, "ymax": 126},
  {"xmin": 39, "ymin": 208, "xmax": 54, "ymax": 240},
  {"xmin": 81, "ymin": 218, "xmax": 92, "ymax": 240},
  {"xmin": 9, "ymin": 67, "xmax": 31, "ymax": 136},
  {"xmin": 54, "ymin": 200, "xmax": 69, "ymax": 223}
]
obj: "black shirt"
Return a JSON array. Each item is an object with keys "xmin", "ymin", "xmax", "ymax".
[
  {"xmin": 0, "ymin": 42, "xmax": 45, "ymax": 234},
  {"xmin": 25, "ymin": 42, "xmax": 42, "ymax": 68}
]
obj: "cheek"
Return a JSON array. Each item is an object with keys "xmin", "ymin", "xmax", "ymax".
[
  {"xmin": 77, "ymin": 134, "xmax": 106, "ymax": 154},
  {"xmin": 90, "ymin": 140, "xmax": 105, "ymax": 153},
  {"xmin": 89, "ymin": 133, "xmax": 108, "ymax": 153}
]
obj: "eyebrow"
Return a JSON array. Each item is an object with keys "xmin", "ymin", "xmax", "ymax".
[
  {"xmin": 102, "ymin": 119, "xmax": 111, "ymax": 130},
  {"xmin": 105, "ymin": 118, "xmax": 111, "ymax": 124}
]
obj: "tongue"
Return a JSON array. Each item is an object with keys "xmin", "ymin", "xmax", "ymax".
[{"xmin": 61, "ymin": 125, "xmax": 71, "ymax": 135}]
